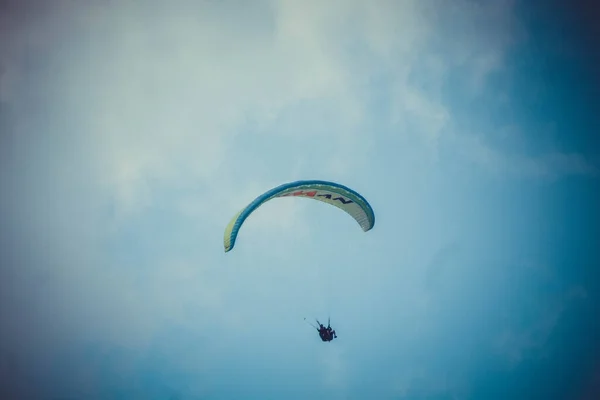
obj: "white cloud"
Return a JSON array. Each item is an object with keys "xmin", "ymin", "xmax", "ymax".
[
  {"xmin": 78, "ymin": 0, "xmax": 375, "ymax": 215},
  {"xmin": 3, "ymin": 1, "xmax": 594, "ymax": 398},
  {"xmin": 1, "ymin": 0, "xmax": 536, "ymax": 225}
]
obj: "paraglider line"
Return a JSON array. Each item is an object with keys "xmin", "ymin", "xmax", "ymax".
[{"xmin": 304, "ymin": 318, "xmax": 318, "ymax": 330}]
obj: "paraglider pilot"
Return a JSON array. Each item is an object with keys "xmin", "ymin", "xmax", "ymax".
[{"xmin": 317, "ymin": 319, "xmax": 337, "ymax": 342}]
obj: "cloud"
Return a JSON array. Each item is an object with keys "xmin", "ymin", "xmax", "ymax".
[
  {"xmin": 451, "ymin": 130, "xmax": 599, "ymax": 180},
  {"xmin": 424, "ymin": 242, "xmax": 463, "ymax": 290},
  {"xmin": 1, "ymin": 0, "xmax": 553, "ymax": 245},
  {"xmin": 319, "ymin": 345, "xmax": 348, "ymax": 391},
  {"xmin": 2, "ymin": 0, "xmax": 596, "ymax": 398},
  {"xmin": 493, "ymin": 284, "xmax": 588, "ymax": 368}
]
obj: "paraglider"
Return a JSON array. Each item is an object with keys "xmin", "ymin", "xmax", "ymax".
[
  {"xmin": 223, "ymin": 180, "xmax": 375, "ymax": 252},
  {"xmin": 224, "ymin": 179, "xmax": 375, "ymax": 344}
]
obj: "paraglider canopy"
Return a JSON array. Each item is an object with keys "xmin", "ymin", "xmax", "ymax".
[{"xmin": 223, "ymin": 180, "xmax": 375, "ymax": 252}]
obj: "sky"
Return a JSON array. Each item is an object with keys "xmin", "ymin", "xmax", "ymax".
[{"xmin": 0, "ymin": 0, "xmax": 599, "ymax": 399}]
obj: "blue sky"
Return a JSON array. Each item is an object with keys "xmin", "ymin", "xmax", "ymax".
[{"xmin": 0, "ymin": 0, "xmax": 599, "ymax": 399}]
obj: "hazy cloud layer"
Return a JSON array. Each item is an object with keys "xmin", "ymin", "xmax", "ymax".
[{"xmin": 1, "ymin": 0, "xmax": 598, "ymax": 399}]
